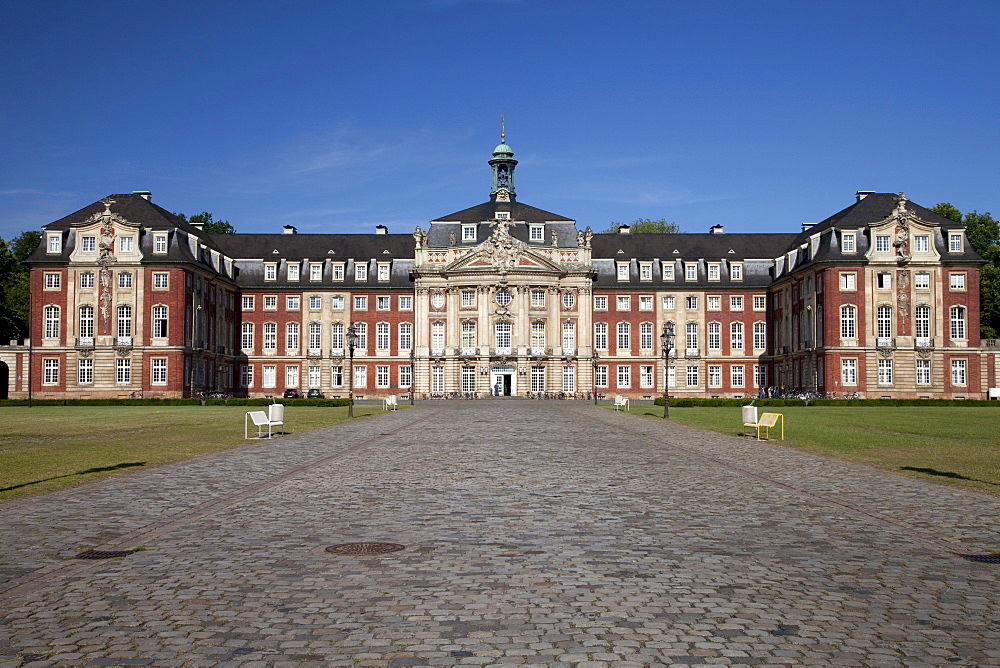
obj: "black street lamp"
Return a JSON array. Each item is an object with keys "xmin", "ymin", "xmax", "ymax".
[
  {"xmin": 346, "ymin": 323, "xmax": 359, "ymax": 418},
  {"xmin": 661, "ymin": 322, "xmax": 676, "ymax": 419},
  {"xmin": 591, "ymin": 349, "xmax": 600, "ymax": 405}
]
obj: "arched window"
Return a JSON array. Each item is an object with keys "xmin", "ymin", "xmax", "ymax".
[
  {"xmin": 376, "ymin": 322, "xmax": 389, "ymax": 350},
  {"xmin": 562, "ymin": 321, "xmax": 575, "ymax": 352},
  {"xmin": 915, "ymin": 305, "xmax": 931, "ymax": 339},
  {"xmin": 286, "ymin": 322, "xmax": 299, "ymax": 350},
  {"xmin": 78, "ymin": 305, "xmax": 94, "ymax": 338},
  {"xmin": 685, "ymin": 323, "xmax": 698, "ymax": 351},
  {"xmin": 152, "ymin": 305, "xmax": 168, "ymax": 338},
  {"xmin": 398, "ymin": 322, "xmax": 412, "ymax": 350},
  {"xmin": 877, "ymin": 305, "xmax": 892, "ymax": 339},
  {"xmin": 950, "ymin": 306, "xmax": 966, "ymax": 340},
  {"xmin": 263, "ymin": 322, "xmax": 277, "ymax": 350},
  {"xmin": 44, "ymin": 305, "xmax": 60, "ymax": 339},
  {"xmin": 753, "ymin": 322, "xmax": 766, "ymax": 350},
  {"xmin": 731, "ymin": 322, "xmax": 744, "ymax": 351},
  {"xmin": 639, "ymin": 322, "xmax": 653, "ymax": 350},
  {"xmin": 242, "ymin": 322, "xmax": 254, "ymax": 351},
  {"xmin": 309, "ymin": 323, "xmax": 322, "ymax": 350},
  {"xmin": 616, "ymin": 322, "xmax": 630, "ymax": 351},
  {"xmin": 117, "ymin": 304, "xmax": 132, "ymax": 338},
  {"xmin": 707, "ymin": 322, "xmax": 721, "ymax": 350},
  {"xmin": 594, "ymin": 322, "xmax": 607, "ymax": 350}
]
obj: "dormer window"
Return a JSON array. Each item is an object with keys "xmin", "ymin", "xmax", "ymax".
[
  {"xmin": 661, "ymin": 262, "xmax": 674, "ymax": 280},
  {"xmin": 47, "ymin": 234, "xmax": 61, "ymax": 254},
  {"xmin": 310, "ymin": 263, "xmax": 322, "ymax": 281},
  {"xmin": 154, "ymin": 234, "xmax": 167, "ymax": 253},
  {"xmin": 730, "ymin": 263, "xmax": 743, "ymax": 281},
  {"xmin": 841, "ymin": 232, "xmax": 856, "ymax": 253},
  {"xmin": 949, "ymin": 232, "xmax": 963, "ymax": 252},
  {"xmin": 685, "ymin": 263, "xmax": 697, "ymax": 281},
  {"xmin": 495, "ymin": 212, "xmax": 510, "ymax": 220},
  {"xmin": 529, "ymin": 224, "xmax": 544, "ymax": 242},
  {"xmin": 80, "ymin": 235, "xmax": 96, "ymax": 252},
  {"xmin": 462, "ymin": 224, "xmax": 477, "ymax": 242},
  {"xmin": 119, "ymin": 236, "xmax": 134, "ymax": 253},
  {"xmin": 287, "ymin": 264, "xmax": 299, "ymax": 281},
  {"xmin": 875, "ymin": 235, "xmax": 891, "ymax": 253},
  {"xmin": 264, "ymin": 263, "xmax": 277, "ymax": 281},
  {"xmin": 377, "ymin": 263, "xmax": 390, "ymax": 281},
  {"xmin": 914, "ymin": 235, "xmax": 929, "ymax": 253},
  {"xmin": 355, "ymin": 263, "xmax": 367, "ymax": 281},
  {"xmin": 616, "ymin": 263, "xmax": 629, "ymax": 281}
]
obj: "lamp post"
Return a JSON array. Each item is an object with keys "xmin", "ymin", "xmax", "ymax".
[
  {"xmin": 346, "ymin": 323, "xmax": 358, "ymax": 418},
  {"xmin": 661, "ymin": 322, "xmax": 675, "ymax": 419},
  {"xmin": 409, "ymin": 345, "xmax": 415, "ymax": 406},
  {"xmin": 591, "ymin": 349, "xmax": 600, "ymax": 405}
]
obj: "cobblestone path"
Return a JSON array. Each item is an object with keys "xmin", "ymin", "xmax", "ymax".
[{"xmin": 1, "ymin": 401, "xmax": 998, "ymax": 666}]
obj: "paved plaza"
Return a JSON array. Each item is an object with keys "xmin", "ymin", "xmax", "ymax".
[{"xmin": 1, "ymin": 401, "xmax": 999, "ymax": 667}]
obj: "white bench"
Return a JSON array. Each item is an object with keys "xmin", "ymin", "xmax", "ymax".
[
  {"xmin": 383, "ymin": 395, "xmax": 398, "ymax": 411},
  {"xmin": 613, "ymin": 396, "xmax": 629, "ymax": 411},
  {"xmin": 244, "ymin": 403, "xmax": 285, "ymax": 439}
]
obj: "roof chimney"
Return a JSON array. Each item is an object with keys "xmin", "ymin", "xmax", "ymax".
[
  {"xmin": 132, "ymin": 191, "xmax": 151, "ymax": 201},
  {"xmin": 618, "ymin": 224, "xmax": 630, "ymax": 234},
  {"xmin": 856, "ymin": 191, "xmax": 875, "ymax": 202},
  {"xmin": 802, "ymin": 222, "xmax": 815, "ymax": 232},
  {"xmin": 283, "ymin": 225, "xmax": 297, "ymax": 235},
  {"xmin": 375, "ymin": 224, "xmax": 388, "ymax": 235},
  {"xmin": 710, "ymin": 224, "xmax": 724, "ymax": 234}
]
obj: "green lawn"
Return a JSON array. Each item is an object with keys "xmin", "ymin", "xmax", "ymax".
[
  {"xmin": 618, "ymin": 404, "xmax": 1000, "ymax": 497},
  {"xmin": 0, "ymin": 404, "xmax": 385, "ymax": 502}
]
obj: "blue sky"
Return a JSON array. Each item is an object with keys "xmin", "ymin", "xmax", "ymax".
[{"xmin": 1, "ymin": 0, "xmax": 998, "ymax": 241}]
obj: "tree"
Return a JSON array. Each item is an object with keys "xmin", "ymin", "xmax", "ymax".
[
  {"xmin": 933, "ymin": 203, "xmax": 1000, "ymax": 339},
  {"xmin": 0, "ymin": 230, "xmax": 42, "ymax": 342},
  {"xmin": 602, "ymin": 218, "xmax": 681, "ymax": 234},
  {"xmin": 174, "ymin": 211, "xmax": 236, "ymax": 234}
]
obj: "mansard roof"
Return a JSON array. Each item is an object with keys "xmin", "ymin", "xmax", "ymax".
[
  {"xmin": 209, "ymin": 233, "xmax": 415, "ymax": 260},
  {"xmin": 431, "ymin": 199, "xmax": 574, "ymax": 224},
  {"xmin": 591, "ymin": 232, "xmax": 798, "ymax": 260}
]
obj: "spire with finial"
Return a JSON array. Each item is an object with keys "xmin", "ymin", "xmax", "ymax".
[{"xmin": 490, "ymin": 114, "xmax": 517, "ymax": 198}]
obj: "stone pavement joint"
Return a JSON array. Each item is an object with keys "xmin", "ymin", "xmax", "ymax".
[{"xmin": 1, "ymin": 401, "xmax": 998, "ymax": 666}]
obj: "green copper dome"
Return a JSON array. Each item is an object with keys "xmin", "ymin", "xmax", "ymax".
[{"xmin": 493, "ymin": 141, "xmax": 514, "ymax": 157}]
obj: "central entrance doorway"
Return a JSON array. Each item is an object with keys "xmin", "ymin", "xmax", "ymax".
[{"xmin": 490, "ymin": 366, "xmax": 515, "ymax": 396}]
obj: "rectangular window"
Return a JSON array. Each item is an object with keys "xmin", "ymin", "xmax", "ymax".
[
  {"xmin": 494, "ymin": 321, "xmax": 511, "ymax": 349},
  {"xmin": 118, "ymin": 272, "xmax": 133, "ymax": 289},
  {"xmin": 617, "ymin": 296, "xmax": 630, "ymax": 310},
  {"xmin": 842, "ymin": 233, "xmax": 856, "ymax": 253},
  {"xmin": 878, "ymin": 359, "xmax": 893, "ymax": 385},
  {"xmin": 286, "ymin": 365, "xmax": 299, "ymax": 389},
  {"xmin": 685, "ymin": 323, "xmax": 698, "ymax": 352},
  {"xmin": 707, "ymin": 296, "xmax": 721, "ymax": 310},
  {"xmin": 462, "ymin": 224, "xmax": 477, "ymax": 241},
  {"xmin": 308, "ymin": 323, "xmax": 322, "ymax": 351},
  {"xmin": 708, "ymin": 365, "xmax": 722, "ymax": 388},
  {"xmin": 119, "ymin": 236, "xmax": 134, "ymax": 253},
  {"xmin": 376, "ymin": 365, "xmax": 390, "ymax": 388},
  {"xmin": 332, "ymin": 264, "xmax": 345, "ymax": 281},
  {"xmin": 286, "ymin": 322, "xmax": 300, "ymax": 350},
  {"xmin": 876, "ymin": 235, "xmax": 891, "ymax": 253},
  {"xmin": 731, "ymin": 365, "xmax": 745, "ymax": 388},
  {"xmin": 353, "ymin": 365, "xmax": 367, "ymax": 388},
  {"xmin": 877, "ymin": 305, "xmax": 893, "ymax": 339},
  {"xmin": 531, "ymin": 366, "xmax": 546, "ymax": 392},
  {"xmin": 154, "ymin": 235, "xmax": 167, "ymax": 253},
  {"xmin": 264, "ymin": 264, "xmax": 276, "ymax": 281},
  {"xmin": 730, "ymin": 263, "xmax": 743, "ymax": 281},
  {"xmin": 841, "ymin": 358, "xmax": 857, "ymax": 385},
  {"xmin": 151, "ymin": 358, "xmax": 167, "ymax": 385},
  {"xmin": 915, "ymin": 272, "xmax": 930, "ymax": 289},
  {"xmin": 640, "ymin": 365, "xmax": 653, "ymax": 388},
  {"xmin": 399, "ymin": 296, "xmax": 412, "ymax": 310},
  {"xmin": 242, "ymin": 296, "xmax": 255, "ymax": 310},
  {"xmin": 914, "ymin": 235, "xmax": 929, "ymax": 253},
  {"xmin": 950, "ymin": 273, "xmax": 965, "ymax": 290},
  {"xmin": 462, "ymin": 290, "xmax": 477, "ymax": 308},
  {"xmin": 617, "ymin": 322, "xmax": 630, "ymax": 351},
  {"xmin": 241, "ymin": 364, "xmax": 253, "ymax": 389},
  {"xmin": 730, "ymin": 296, "xmax": 743, "ymax": 310},
  {"xmin": 331, "ymin": 295, "xmax": 345, "ymax": 310},
  {"xmin": 355, "ymin": 263, "xmax": 367, "ymax": 281},
  {"xmin": 731, "ymin": 322, "xmax": 744, "ymax": 351},
  {"xmin": 949, "ymin": 233, "xmax": 962, "ymax": 252},
  {"xmin": 44, "ymin": 273, "xmax": 61, "ymax": 289},
  {"xmin": 80, "ymin": 272, "xmax": 95, "ymax": 289},
  {"xmin": 753, "ymin": 295, "xmax": 766, "ymax": 310},
  {"xmin": 47, "ymin": 234, "xmax": 61, "ymax": 253},
  {"xmin": 81, "ymin": 235, "xmax": 97, "ymax": 252},
  {"xmin": 595, "ymin": 365, "xmax": 608, "ymax": 387},
  {"xmin": 532, "ymin": 290, "xmax": 546, "ymax": 308},
  {"xmin": 754, "ymin": 364, "xmax": 766, "ymax": 388},
  {"xmin": 399, "ymin": 365, "xmax": 411, "ymax": 388},
  {"xmin": 562, "ymin": 321, "xmax": 575, "ymax": 353},
  {"xmin": 916, "ymin": 359, "xmax": 931, "ymax": 386},
  {"xmin": 840, "ymin": 273, "xmax": 856, "ymax": 290},
  {"xmin": 616, "ymin": 263, "xmax": 629, "ymax": 281},
  {"xmin": 116, "ymin": 358, "xmax": 131, "ymax": 384},
  {"xmin": 431, "ymin": 365, "xmax": 443, "ymax": 393},
  {"xmin": 639, "ymin": 296, "xmax": 653, "ymax": 310},
  {"xmin": 639, "ymin": 263, "xmax": 652, "ymax": 281},
  {"xmin": 686, "ymin": 365, "xmax": 699, "ymax": 387},
  {"xmin": 263, "ymin": 365, "xmax": 276, "ymax": 388},
  {"xmin": 686, "ymin": 296, "xmax": 698, "ymax": 309},
  {"xmin": 841, "ymin": 305, "xmax": 857, "ymax": 339},
  {"xmin": 354, "ymin": 296, "xmax": 367, "ymax": 310},
  {"xmin": 78, "ymin": 359, "xmax": 93, "ymax": 385},
  {"xmin": 951, "ymin": 359, "xmax": 967, "ymax": 386},
  {"xmin": 309, "ymin": 296, "xmax": 322, "ymax": 310},
  {"xmin": 44, "ymin": 305, "xmax": 59, "ymax": 339},
  {"xmin": 286, "ymin": 296, "xmax": 299, "ymax": 310},
  {"xmin": 310, "ymin": 264, "xmax": 323, "ymax": 281},
  {"xmin": 399, "ymin": 323, "xmax": 412, "ymax": 350},
  {"xmin": 461, "ymin": 366, "xmax": 476, "ymax": 392},
  {"xmin": 562, "ymin": 366, "xmax": 575, "ymax": 393},
  {"xmin": 377, "ymin": 264, "xmax": 390, "ymax": 281},
  {"xmin": 331, "ymin": 365, "xmax": 343, "ymax": 386},
  {"xmin": 685, "ymin": 263, "xmax": 697, "ymax": 281},
  {"xmin": 377, "ymin": 296, "xmax": 391, "ymax": 310},
  {"xmin": 661, "ymin": 262, "xmax": 674, "ymax": 281},
  {"xmin": 877, "ymin": 273, "xmax": 892, "ymax": 290},
  {"xmin": 152, "ymin": 272, "xmax": 168, "ymax": 289},
  {"xmin": 950, "ymin": 306, "xmax": 966, "ymax": 340},
  {"xmin": 662, "ymin": 296, "xmax": 675, "ymax": 310},
  {"xmin": 707, "ymin": 264, "xmax": 720, "ymax": 281},
  {"xmin": 617, "ymin": 365, "xmax": 630, "ymax": 388},
  {"xmin": 915, "ymin": 305, "xmax": 930, "ymax": 340},
  {"xmin": 529, "ymin": 225, "xmax": 544, "ymax": 242},
  {"xmin": 308, "ymin": 365, "xmax": 321, "ymax": 388},
  {"xmin": 43, "ymin": 358, "xmax": 59, "ymax": 384},
  {"xmin": 152, "ymin": 305, "xmax": 168, "ymax": 338},
  {"xmin": 263, "ymin": 296, "xmax": 277, "ymax": 310}
]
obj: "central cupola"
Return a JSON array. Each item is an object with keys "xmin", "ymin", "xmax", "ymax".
[{"xmin": 489, "ymin": 118, "xmax": 517, "ymax": 201}]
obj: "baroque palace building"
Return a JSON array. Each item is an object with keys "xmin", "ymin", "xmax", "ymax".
[{"xmin": 7, "ymin": 137, "xmax": 997, "ymax": 401}]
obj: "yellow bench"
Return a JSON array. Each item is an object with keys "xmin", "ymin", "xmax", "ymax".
[{"xmin": 743, "ymin": 412, "xmax": 784, "ymax": 440}]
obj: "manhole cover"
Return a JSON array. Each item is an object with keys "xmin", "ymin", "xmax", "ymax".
[
  {"xmin": 325, "ymin": 542, "xmax": 405, "ymax": 555},
  {"xmin": 959, "ymin": 553, "xmax": 1000, "ymax": 564},
  {"xmin": 74, "ymin": 549, "xmax": 137, "ymax": 560}
]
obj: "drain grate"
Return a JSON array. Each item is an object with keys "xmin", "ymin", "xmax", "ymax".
[
  {"xmin": 74, "ymin": 549, "xmax": 138, "ymax": 560},
  {"xmin": 958, "ymin": 553, "xmax": 1000, "ymax": 564},
  {"xmin": 325, "ymin": 542, "xmax": 405, "ymax": 555}
]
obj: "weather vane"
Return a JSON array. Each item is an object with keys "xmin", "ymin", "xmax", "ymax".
[{"xmin": 500, "ymin": 113, "xmax": 505, "ymax": 142}]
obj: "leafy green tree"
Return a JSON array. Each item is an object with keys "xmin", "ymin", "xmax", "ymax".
[
  {"xmin": 174, "ymin": 211, "xmax": 236, "ymax": 234},
  {"xmin": 0, "ymin": 230, "xmax": 42, "ymax": 342},
  {"xmin": 603, "ymin": 218, "xmax": 681, "ymax": 234},
  {"xmin": 933, "ymin": 203, "xmax": 1000, "ymax": 339}
]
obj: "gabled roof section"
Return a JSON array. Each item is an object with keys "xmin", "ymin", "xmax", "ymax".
[
  {"xmin": 791, "ymin": 192, "xmax": 960, "ymax": 244},
  {"xmin": 432, "ymin": 199, "xmax": 573, "ymax": 223}
]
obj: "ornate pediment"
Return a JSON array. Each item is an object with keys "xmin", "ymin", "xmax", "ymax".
[{"xmin": 445, "ymin": 219, "xmax": 564, "ymax": 276}]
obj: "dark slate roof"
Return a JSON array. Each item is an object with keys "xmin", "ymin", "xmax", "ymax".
[
  {"xmin": 431, "ymin": 198, "xmax": 574, "ymax": 223},
  {"xmin": 427, "ymin": 221, "xmax": 581, "ymax": 248},
  {"xmin": 591, "ymin": 232, "xmax": 798, "ymax": 260},
  {"xmin": 209, "ymin": 233, "xmax": 415, "ymax": 260}
]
